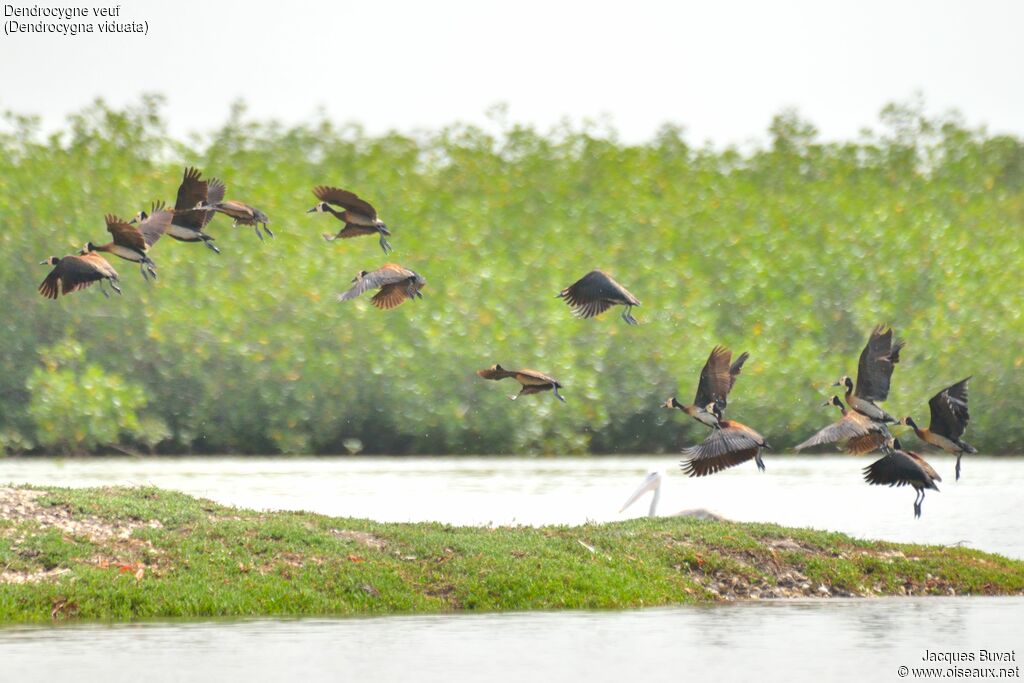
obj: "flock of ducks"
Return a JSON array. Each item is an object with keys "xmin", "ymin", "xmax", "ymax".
[{"xmin": 36, "ymin": 170, "xmax": 977, "ymax": 519}]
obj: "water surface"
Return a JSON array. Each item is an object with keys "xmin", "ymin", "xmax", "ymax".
[{"xmin": 3, "ymin": 455, "xmax": 1021, "ymax": 558}]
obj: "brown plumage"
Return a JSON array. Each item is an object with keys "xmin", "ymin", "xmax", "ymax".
[
  {"xmin": 863, "ymin": 437, "xmax": 941, "ymax": 518},
  {"xmin": 680, "ymin": 407, "xmax": 770, "ymax": 477},
  {"xmin": 477, "ymin": 364, "xmax": 566, "ymax": 402},
  {"xmin": 902, "ymin": 377, "xmax": 977, "ymax": 481},
  {"xmin": 38, "ymin": 253, "xmax": 120, "ymax": 299},
  {"xmin": 308, "ymin": 186, "xmax": 392, "ymax": 254},
  {"xmin": 557, "ymin": 270, "xmax": 640, "ymax": 325},
  {"xmin": 833, "ymin": 325, "xmax": 904, "ymax": 423},
  {"xmin": 83, "ymin": 205, "xmax": 172, "ymax": 281},
  {"xmin": 337, "ymin": 263, "xmax": 426, "ymax": 310},
  {"xmin": 794, "ymin": 395, "xmax": 891, "ymax": 454},
  {"xmin": 664, "ymin": 346, "xmax": 749, "ymax": 429},
  {"xmin": 200, "ymin": 197, "xmax": 272, "ymax": 241},
  {"xmin": 165, "ymin": 167, "xmax": 223, "ymax": 252}
]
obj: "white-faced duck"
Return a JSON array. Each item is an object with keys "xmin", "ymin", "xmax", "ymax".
[
  {"xmin": 162, "ymin": 167, "xmax": 223, "ymax": 253},
  {"xmin": 664, "ymin": 345, "xmax": 749, "ymax": 429},
  {"xmin": 336, "ymin": 263, "xmax": 425, "ymax": 310},
  {"xmin": 557, "ymin": 270, "xmax": 640, "ymax": 325},
  {"xmin": 39, "ymin": 253, "xmax": 121, "ymax": 299},
  {"xmin": 477, "ymin": 364, "xmax": 566, "ymax": 402},
  {"xmin": 679, "ymin": 403, "xmax": 771, "ymax": 477},
  {"xmin": 863, "ymin": 437, "xmax": 941, "ymax": 519},
  {"xmin": 82, "ymin": 204, "xmax": 172, "ymax": 281},
  {"xmin": 198, "ymin": 195, "xmax": 271, "ymax": 242},
  {"xmin": 308, "ymin": 186, "xmax": 392, "ymax": 255},
  {"xmin": 901, "ymin": 377, "xmax": 977, "ymax": 481},
  {"xmin": 833, "ymin": 325, "xmax": 904, "ymax": 423},
  {"xmin": 794, "ymin": 395, "xmax": 891, "ymax": 454}
]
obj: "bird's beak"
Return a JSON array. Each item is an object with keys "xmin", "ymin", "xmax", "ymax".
[
  {"xmin": 830, "ymin": 380, "xmax": 842, "ymax": 387},
  {"xmin": 820, "ymin": 400, "xmax": 832, "ymax": 407},
  {"xmin": 620, "ymin": 472, "xmax": 661, "ymax": 513},
  {"xmin": 38, "ymin": 259, "xmax": 49, "ymax": 265},
  {"xmin": 306, "ymin": 207, "xmax": 317, "ymax": 213}
]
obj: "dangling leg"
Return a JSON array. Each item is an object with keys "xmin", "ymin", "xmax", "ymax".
[
  {"xmin": 109, "ymin": 279, "xmax": 122, "ymax": 295},
  {"xmin": 755, "ymin": 450, "xmax": 766, "ymax": 471},
  {"xmin": 379, "ymin": 234, "xmax": 393, "ymax": 255},
  {"xmin": 98, "ymin": 279, "xmax": 110, "ymax": 298},
  {"xmin": 955, "ymin": 454, "xmax": 962, "ymax": 481},
  {"xmin": 551, "ymin": 383, "xmax": 566, "ymax": 403},
  {"xmin": 139, "ymin": 262, "xmax": 150, "ymax": 281},
  {"xmin": 203, "ymin": 235, "xmax": 221, "ymax": 254},
  {"xmin": 913, "ymin": 490, "xmax": 921, "ymax": 518},
  {"xmin": 254, "ymin": 225, "xmax": 264, "ymax": 242},
  {"xmin": 509, "ymin": 386, "xmax": 526, "ymax": 401},
  {"xmin": 918, "ymin": 490, "xmax": 926, "ymax": 518},
  {"xmin": 262, "ymin": 222, "xmax": 274, "ymax": 238},
  {"xmin": 621, "ymin": 305, "xmax": 638, "ymax": 325},
  {"xmin": 145, "ymin": 258, "xmax": 157, "ymax": 280}
]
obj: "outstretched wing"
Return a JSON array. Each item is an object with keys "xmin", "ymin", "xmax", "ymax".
[
  {"xmin": 138, "ymin": 201, "xmax": 171, "ymax": 246},
  {"xmin": 337, "ymin": 264, "xmax": 412, "ymax": 302},
  {"xmin": 863, "ymin": 450, "xmax": 938, "ymax": 488},
  {"xmin": 477, "ymin": 365, "xmax": 516, "ymax": 381},
  {"xmin": 927, "ymin": 377, "xmax": 971, "ymax": 440},
  {"xmin": 794, "ymin": 415, "xmax": 884, "ymax": 452},
  {"xmin": 680, "ymin": 427, "xmax": 763, "ymax": 477},
  {"xmin": 557, "ymin": 270, "xmax": 638, "ymax": 319},
  {"xmin": 694, "ymin": 346, "xmax": 732, "ymax": 408},
  {"xmin": 855, "ymin": 325, "xmax": 904, "ymax": 402},
  {"xmin": 106, "ymin": 215, "xmax": 146, "ymax": 251},
  {"xmin": 313, "ymin": 186, "xmax": 378, "ymax": 222},
  {"xmin": 371, "ymin": 283, "xmax": 411, "ymax": 309}
]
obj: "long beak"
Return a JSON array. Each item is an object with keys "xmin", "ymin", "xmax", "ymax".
[
  {"xmin": 306, "ymin": 207, "xmax": 317, "ymax": 213},
  {"xmin": 39, "ymin": 259, "xmax": 50, "ymax": 265},
  {"xmin": 620, "ymin": 472, "xmax": 661, "ymax": 513},
  {"xmin": 821, "ymin": 400, "xmax": 833, "ymax": 407}
]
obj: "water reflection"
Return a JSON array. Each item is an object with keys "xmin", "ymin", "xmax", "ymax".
[{"xmin": 2, "ymin": 598, "xmax": 1021, "ymax": 683}]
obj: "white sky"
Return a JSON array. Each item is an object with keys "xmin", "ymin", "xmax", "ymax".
[{"xmin": 1, "ymin": 0, "xmax": 1021, "ymax": 145}]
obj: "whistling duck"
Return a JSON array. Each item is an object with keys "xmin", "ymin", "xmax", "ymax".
[
  {"xmin": 337, "ymin": 263, "xmax": 426, "ymax": 310},
  {"xmin": 39, "ymin": 253, "xmax": 120, "ymax": 299},
  {"xmin": 794, "ymin": 395, "xmax": 891, "ymax": 454},
  {"xmin": 863, "ymin": 437, "xmax": 941, "ymax": 519},
  {"xmin": 664, "ymin": 345, "xmax": 749, "ymax": 429},
  {"xmin": 557, "ymin": 270, "xmax": 641, "ymax": 325},
  {"xmin": 83, "ymin": 203, "xmax": 172, "ymax": 280},
  {"xmin": 679, "ymin": 404, "xmax": 771, "ymax": 477},
  {"xmin": 833, "ymin": 325, "xmax": 904, "ymax": 423},
  {"xmin": 308, "ymin": 186, "xmax": 393, "ymax": 255},
  {"xmin": 901, "ymin": 377, "xmax": 977, "ymax": 481},
  {"xmin": 477, "ymin": 364, "xmax": 566, "ymax": 402},
  {"xmin": 198, "ymin": 196, "xmax": 272, "ymax": 242},
  {"xmin": 162, "ymin": 167, "xmax": 223, "ymax": 253}
]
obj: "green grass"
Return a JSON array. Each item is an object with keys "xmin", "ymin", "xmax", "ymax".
[{"xmin": 0, "ymin": 486, "xmax": 1021, "ymax": 623}]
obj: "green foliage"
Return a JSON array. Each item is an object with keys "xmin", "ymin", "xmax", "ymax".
[
  {"xmin": 0, "ymin": 96, "xmax": 1022, "ymax": 455},
  {"xmin": 25, "ymin": 340, "xmax": 157, "ymax": 453}
]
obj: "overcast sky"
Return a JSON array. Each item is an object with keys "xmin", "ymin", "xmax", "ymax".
[{"xmin": 1, "ymin": 0, "xmax": 1021, "ymax": 144}]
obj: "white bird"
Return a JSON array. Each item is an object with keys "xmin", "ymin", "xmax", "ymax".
[{"xmin": 619, "ymin": 470, "xmax": 727, "ymax": 520}]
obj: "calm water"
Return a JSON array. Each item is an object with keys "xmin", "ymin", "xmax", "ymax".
[
  {"xmin": 1, "ymin": 598, "xmax": 1021, "ymax": 683},
  {"xmin": 3, "ymin": 455, "xmax": 1021, "ymax": 558}
]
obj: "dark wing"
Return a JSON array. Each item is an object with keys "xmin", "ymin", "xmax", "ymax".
[
  {"xmin": 845, "ymin": 432, "xmax": 889, "ymax": 455},
  {"xmin": 337, "ymin": 264, "xmax": 412, "ymax": 302},
  {"xmin": 694, "ymin": 346, "xmax": 732, "ymax": 408},
  {"xmin": 371, "ymin": 283, "xmax": 410, "ymax": 310},
  {"xmin": 38, "ymin": 266, "xmax": 61, "ymax": 299},
  {"xmin": 794, "ymin": 416, "xmax": 871, "ymax": 451},
  {"xmin": 855, "ymin": 325, "xmax": 903, "ymax": 402},
  {"xmin": 106, "ymin": 215, "xmax": 146, "ymax": 251},
  {"xmin": 927, "ymin": 377, "xmax": 971, "ymax": 440},
  {"xmin": 41, "ymin": 255, "xmax": 107, "ymax": 297},
  {"xmin": 728, "ymin": 352, "xmax": 750, "ymax": 391},
  {"xmin": 335, "ymin": 225, "xmax": 379, "ymax": 239},
  {"xmin": 138, "ymin": 201, "xmax": 171, "ymax": 246},
  {"xmin": 514, "ymin": 368, "xmax": 560, "ymax": 385},
  {"xmin": 174, "ymin": 167, "xmax": 207, "ymax": 213},
  {"xmin": 680, "ymin": 427, "xmax": 762, "ymax": 477},
  {"xmin": 313, "ymin": 186, "xmax": 378, "ymax": 220},
  {"xmin": 200, "ymin": 178, "xmax": 227, "ymax": 228},
  {"xmin": 863, "ymin": 451, "xmax": 937, "ymax": 488},
  {"xmin": 557, "ymin": 270, "xmax": 639, "ymax": 319}
]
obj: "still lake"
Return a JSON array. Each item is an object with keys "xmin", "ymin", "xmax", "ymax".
[{"xmin": 2, "ymin": 455, "xmax": 1021, "ymax": 682}]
